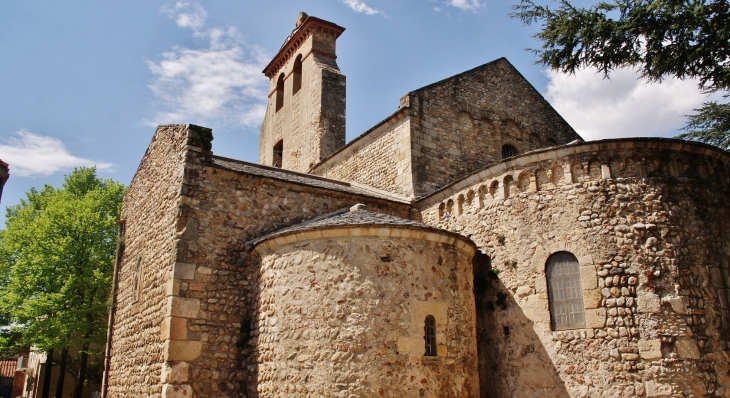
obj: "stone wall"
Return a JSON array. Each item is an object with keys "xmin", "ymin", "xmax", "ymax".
[
  {"xmin": 313, "ymin": 110, "xmax": 413, "ymax": 197},
  {"xmin": 107, "ymin": 125, "xmax": 207, "ymax": 397},
  {"xmin": 417, "ymin": 139, "xmax": 730, "ymax": 397},
  {"xmin": 163, "ymin": 158, "xmax": 411, "ymax": 397},
  {"xmin": 406, "ymin": 58, "xmax": 581, "ymax": 196},
  {"xmin": 250, "ymin": 227, "xmax": 478, "ymax": 397}
]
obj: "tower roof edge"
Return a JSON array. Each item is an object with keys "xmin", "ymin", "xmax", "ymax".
[{"xmin": 262, "ymin": 16, "xmax": 345, "ymax": 78}]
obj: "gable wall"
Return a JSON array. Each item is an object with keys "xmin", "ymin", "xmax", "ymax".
[{"xmin": 407, "ymin": 58, "xmax": 581, "ymax": 196}]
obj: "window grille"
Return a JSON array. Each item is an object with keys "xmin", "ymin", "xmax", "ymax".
[
  {"xmin": 547, "ymin": 252, "xmax": 585, "ymax": 330},
  {"xmin": 502, "ymin": 145, "xmax": 517, "ymax": 159},
  {"xmin": 424, "ymin": 315, "xmax": 437, "ymax": 356}
]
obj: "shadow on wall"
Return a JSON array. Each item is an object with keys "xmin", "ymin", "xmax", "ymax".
[{"xmin": 472, "ymin": 252, "xmax": 570, "ymax": 398}]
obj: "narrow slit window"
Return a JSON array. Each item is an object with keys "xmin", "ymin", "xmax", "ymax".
[
  {"xmin": 292, "ymin": 55, "xmax": 302, "ymax": 95},
  {"xmin": 424, "ymin": 315, "xmax": 437, "ymax": 356},
  {"xmin": 547, "ymin": 252, "xmax": 585, "ymax": 330},
  {"xmin": 133, "ymin": 256, "xmax": 143, "ymax": 303},
  {"xmin": 275, "ymin": 73, "xmax": 285, "ymax": 112},
  {"xmin": 273, "ymin": 140, "xmax": 283, "ymax": 168}
]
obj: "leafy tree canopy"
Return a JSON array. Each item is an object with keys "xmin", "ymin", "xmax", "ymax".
[
  {"xmin": 512, "ymin": 0, "xmax": 730, "ymax": 148},
  {"xmin": 0, "ymin": 167, "xmax": 125, "ymax": 354}
]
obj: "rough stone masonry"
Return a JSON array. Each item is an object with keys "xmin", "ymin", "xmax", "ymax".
[{"xmin": 105, "ymin": 13, "xmax": 730, "ymax": 398}]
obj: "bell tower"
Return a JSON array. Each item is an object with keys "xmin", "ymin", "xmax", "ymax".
[{"xmin": 258, "ymin": 12, "xmax": 346, "ymax": 173}]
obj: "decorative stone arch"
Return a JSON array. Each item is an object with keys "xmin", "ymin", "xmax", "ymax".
[
  {"xmin": 438, "ymin": 202, "xmax": 445, "ymax": 219},
  {"xmin": 517, "ymin": 171, "xmax": 531, "ymax": 192},
  {"xmin": 489, "ymin": 180, "xmax": 500, "ymax": 199},
  {"xmin": 551, "ymin": 164, "xmax": 565, "ymax": 185},
  {"xmin": 588, "ymin": 160, "xmax": 602, "ymax": 179},
  {"xmin": 536, "ymin": 168, "xmax": 549, "ymax": 190},
  {"xmin": 503, "ymin": 175, "xmax": 515, "ymax": 198},
  {"xmin": 446, "ymin": 199, "xmax": 454, "ymax": 215},
  {"xmin": 570, "ymin": 161, "xmax": 584, "ymax": 183},
  {"xmin": 457, "ymin": 194, "xmax": 465, "ymax": 215},
  {"xmin": 466, "ymin": 190, "xmax": 475, "ymax": 207},
  {"xmin": 477, "ymin": 185, "xmax": 487, "ymax": 208}
]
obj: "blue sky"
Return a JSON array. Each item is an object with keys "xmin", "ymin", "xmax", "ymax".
[{"xmin": 0, "ymin": 0, "xmax": 715, "ymax": 224}]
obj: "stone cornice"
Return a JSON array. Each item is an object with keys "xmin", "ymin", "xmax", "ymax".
[{"xmin": 262, "ymin": 16, "xmax": 345, "ymax": 79}]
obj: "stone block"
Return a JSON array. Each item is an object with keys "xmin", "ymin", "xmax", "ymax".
[
  {"xmin": 638, "ymin": 339, "xmax": 662, "ymax": 360},
  {"xmin": 675, "ymin": 339, "xmax": 700, "ymax": 359},
  {"xmin": 162, "ymin": 383, "xmax": 193, "ymax": 398},
  {"xmin": 580, "ymin": 266, "xmax": 597, "ymax": 289},
  {"xmin": 161, "ymin": 317, "xmax": 188, "ymax": 341},
  {"xmin": 585, "ymin": 308, "xmax": 606, "ymax": 328},
  {"xmin": 161, "ymin": 362, "xmax": 190, "ymax": 383},
  {"xmin": 583, "ymin": 289, "xmax": 602, "ymax": 309},
  {"xmin": 173, "ymin": 262, "xmax": 196, "ymax": 280},
  {"xmin": 645, "ymin": 380, "xmax": 673, "ymax": 397},
  {"xmin": 168, "ymin": 297, "xmax": 200, "ymax": 319},
  {"xmin": 637, "ymin": 290, "xmax": 661, "ymax": 314},
  {"xmin": 164, "ymin": 340, "xmax": 202, "ymax": 362},
  {"xmin": 669, "ymin": 296, "xmax": 690, "ymax": 314}
]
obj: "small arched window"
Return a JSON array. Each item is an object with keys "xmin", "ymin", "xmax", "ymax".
[
  {"xmin": 424, "ymin": 315, "xmax": 436, "ymax": 356},
  {"xmin": 547, "ymin": 252, "xmax": 585, "ymax": 330},
  {"xmin": 273, "ymin": 140, "xmax": 283, "ymax": 168},
  {"xmin": 502, "ymin": 145, "xmax": 517, "ymax": 160},
  {"xmin": 292, "ymin": 55, "xmax": 303, "ymax": 95},
  {"xmin": 275, "ymin": 73, "xmax": 285, "ymax": 112}
]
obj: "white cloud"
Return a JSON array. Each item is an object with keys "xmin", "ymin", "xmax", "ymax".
[
  {"xmin": 445, "ymin": 0, "xmax": 482, "ymax": 11},
  {"xmin": 544, "ymin": 67, "xmax": 720, "ymax": 141},
  {"xmin": 147, "ymin": 2, "xmax": 269, "ymax": 129},
  {"xmin": 0, "ymin": 131, "xmax": 113, "ymax": 178},
  {"xmin": 162, "ymin": 1, "xmax": 207, "ymax": 33},
  {"xmin": 342, "ymin": 0, "xmax": 382, "ymax": 15}
]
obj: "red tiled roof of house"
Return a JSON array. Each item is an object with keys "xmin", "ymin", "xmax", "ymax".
[{"xmin": 0, "ymin": 360, "xmax": 16, "ymax": 378}]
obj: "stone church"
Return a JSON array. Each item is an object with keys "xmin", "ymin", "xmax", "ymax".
[{"xmin": 104, "ymin": 13, "xmax": 730, "ymax": 398}]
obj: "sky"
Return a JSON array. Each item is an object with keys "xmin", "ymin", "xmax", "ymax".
[{"xmin": 0, "ymin": 0, "xmax": 717, "ymax": 225}]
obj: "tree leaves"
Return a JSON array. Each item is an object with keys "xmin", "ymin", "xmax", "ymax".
[
  {"xmin": 0, "ymin": 167, "xmax": 125, "ymax": 353},
  {"xmin": 512, "ymin": 0, "xmax": 730, "ymax": 148}
]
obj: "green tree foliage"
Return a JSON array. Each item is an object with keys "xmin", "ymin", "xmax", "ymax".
[
  {"xmin": 511, "ymin": 0, "xmax": 730, "ymax": 148},
  {"xmin": 0, "ymin": 167, "xmax": 125, "ymax": 394}
]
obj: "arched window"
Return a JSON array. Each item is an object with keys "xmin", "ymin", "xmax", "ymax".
[
  {"xmin": 424, "ymin": 315, "xmax": 436, "ymax": 356},
  {"xmin": 546, "ymin": 252, "xmax": 585, "ymax": 330},
  {"xmin": 275, "ymin": 73, "xmax": 285, "ymax": 112},
  {"xmin": 273, "ymin": 140, "xmax": 283, "ymax": 168},
  {"xmin": 502, "ymin": 145, "xmax": 517, "ymax": 160},
  {"xmin": 292, "ymin": 55, "xmax": 303, "ymax": 95}
]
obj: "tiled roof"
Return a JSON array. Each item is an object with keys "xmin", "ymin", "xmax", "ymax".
[
  {"xmin": 248, "ymin": 205, "xmax": 464, "ymax": 248},
  {"xmin": 210, "ymin": 156, "xmax": 409, "ymax": 203},
  {"xmin": 0, "ymin": 360, "xmax": 16, "ymax": 378}
]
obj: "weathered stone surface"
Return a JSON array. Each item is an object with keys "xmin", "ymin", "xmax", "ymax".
[
  {"xmin": 676, "ymin": 339, "xmax": 700, "ymax": 359},
  {"xmin": 585, "ymin": 308, "xmax": 607, "ymax": 328},
  {"xmin": 164, "ymin": 341, "xmax": 202, "ymax": 362},
  {"xmin": 638, "ymin": 339, "xmax": 662, "ymax": 360},
  {"xmin": 167, "ymin": 297, "xmax": 200, "ymax": 319},
  {"xmin": 161, "ymin": 362, "xmax": 189, "ymax": 383},
  {"xmin": 637, "ymin": 290, "xmax": 661, "ymax": 314},
  {"xmin": 161, "ymin": 384, "xmax": 193, "ymax": 398}
]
